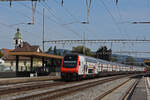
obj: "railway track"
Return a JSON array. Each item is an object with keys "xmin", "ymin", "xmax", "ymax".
[
  {"xmin": 95, "ymin": 76, "xmax": 140, "ymax": 100},
  {"xmin": 0, "ymin": 76, "xmax": 60, "ymax": 85},
  {"xmin": 0, "ymin": 75, "xmax": 131, "ymax": 97},
  {"xmin": 0, "ymin": 80, "xmax": 66, "ymax": 96},
  {"xmin": 121, "ymin": 79, "xmax": 139, "ymax": 100},
  {"xmin": 0, "ymin": 75, "xmax": 119, "ymax": 98},
  {"xmin": 12, "ymin": 75, "xmax": 134, "ymax": 100}
]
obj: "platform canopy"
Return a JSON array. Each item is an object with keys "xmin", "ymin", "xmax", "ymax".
[
  {"xmin": 7, "ymin": 42, "xmax": 63, "ymax": 76},
  {"xmin": 9, "ymin": 51, "xmax": 63, "ymax": 59},
  {"xmin": 9, "ymin": 41, "xmax": 63, "ymax": 59},
  {"xmin": 144, "ymin": 59, "xmax": 150, "ymax": 66}
]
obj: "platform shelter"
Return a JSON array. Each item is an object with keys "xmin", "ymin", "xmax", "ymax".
[
  {"xmin": 9, "ymin": 42, "xmax": 63, "ymax": 77},
  {"xmin": 9, "ymin": 51, "xmax": 63, "ymax": 77},
  {"xmin": 144, "ymin": 59, "xmax": 150, "ymax": 66}
]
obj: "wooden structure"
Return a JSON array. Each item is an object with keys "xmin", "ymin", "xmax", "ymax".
[
  {"xmin": 9, "ymin": 51, "xmax": 63, "ymax": 77},
  {"xmin": 144, "ymin": 59, "xmax": 150, "ymax": 66}
]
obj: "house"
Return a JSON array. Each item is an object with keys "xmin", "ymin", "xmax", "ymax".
[
  {"xmin": 2, "ymin": 42, "xmax": 43, "ymax": 71},
  {"xmin": 1, "ymin": 28, "xmax": 42, "ymax": 72}
]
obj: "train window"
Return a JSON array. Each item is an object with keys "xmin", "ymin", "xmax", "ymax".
[
  {"xmin": 85, "ymin": 58, "xmax": 97, "ymax": 63},
  {"xmin": 64, "ymin": 55, "xmax": 78, "ymax": 61},
  {"xmin": 63, "ymin": 54, "xmax": 78, "ymax": 68},
  {"xmin": 79, "ymin": 61, "xmax": 81, "ymax": 65},
  {"xmin": 88, "ymin": 69, "xmax": 93, "ymax": 73}
]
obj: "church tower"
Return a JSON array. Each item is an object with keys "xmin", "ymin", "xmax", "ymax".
[{"xmin": 13, "ymin": 28, "xmax": 23, "ymax": 48}]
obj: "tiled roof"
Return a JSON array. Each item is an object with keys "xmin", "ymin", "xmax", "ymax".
[
  {"xmin": 1, "ymin": 48, "xmax": 13, "ymax": 60},
  {"xmin": 1, "ymin": 48, "xmax": 13, "ymax": 56},
  {"xmin": 12, "ymin": 42, "xmax": 42, "ymax": 52},
  {"xmin": 1, "ymin": 48, "xmax": 29, "ymax": 61},
  {"xmin": 2, "ymin": 42, "xmax": 42, "ymax": 61}
]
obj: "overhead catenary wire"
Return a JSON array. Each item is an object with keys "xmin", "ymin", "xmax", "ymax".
[
  {"xmin": 53, "ymin": 0, "xmax": 99, "ymax": 39},
  {"xmin": 0, "ymin": 3, "xmax": 45, "ymax": 44},
  {"xmin": 41, "ymin": 2, "xmax": 64, "ymax": 23},
  {"xmin": 0, "ymin": 4, "xmax": 31, "ymax": 28},
  {"xmin": 40, "ymin": 2, "xmax": 82, "ymax": 38},
  {"xmin": 110, "ymin": 0, "xmax": 133, "ymax": 39},
  {"xmin": 18, "ymin": 2, "xmax": 75, "ymax": 39},
  {"xmin": 20, "ymin": 2, "xmax": 56, "ymax": 25},
  {"xmin": 11, "ymin": 2, "xmax": 42, "ymax": 26},
  {"xmin": 53, "ymin": 0, "xmax": 78, "ymax": 21},
  {"xmin": 19, "ymin": 1, "xmax": 81, "ymax": 49},
  {"xmin": 0, "ymin": 20, "xmax": 42, "ymax": 47},
  {"xmin": 42, "ymin": 2, "xmax": 81, "ymax": 37},
  {"xmin": 98, "ymin": 0, "xmax": 122, "ymax": 34},
  {"xmin": 2, "ymin": 0, "xmax": 38, "ymax": 24},
  {"xmin": 53, "ymin": 0, "xmax": 82, "ymax": 25},
  {"xmin": 0, "ymin": 0, "xmax": 149, "ymax": 57},
  {"xmin": 55, "ymin": 0, "xmax": 92, "ymax": 24}
]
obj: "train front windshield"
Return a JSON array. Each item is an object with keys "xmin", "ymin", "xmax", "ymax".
[{"xmin": 63, "ymin": 55, "xmax": 78, "ymax": 68}]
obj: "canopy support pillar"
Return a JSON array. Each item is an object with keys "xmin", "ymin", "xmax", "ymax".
[
  {"xmin": 16, "ymin": 55, "xmax": 19, "ymax": 72},
  {"xmin": 30, "ymin": 56, "xmax": 33, "ymax": 72}
]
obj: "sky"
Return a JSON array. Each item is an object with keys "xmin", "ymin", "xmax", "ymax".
[{"xmin": 0, "ymin": 0, "xmax": 150, "ymax": 57}]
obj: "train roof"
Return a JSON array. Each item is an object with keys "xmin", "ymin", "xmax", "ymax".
[{"xmin": 64, "ymin": 53, "xmax": 144, "ymax": 68}]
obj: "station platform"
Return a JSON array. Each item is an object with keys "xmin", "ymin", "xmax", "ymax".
[
  {"xmin": 130, "ymin": 77, "xmax": 150, "ymax": 100},
  {"xmin": 0, "ymin": 75, "xmax": 60, "ymax": 85}
]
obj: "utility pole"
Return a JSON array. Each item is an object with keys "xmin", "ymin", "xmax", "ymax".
[
  {"xmin": 83, "ymin": 32, "xmax": 86, "ymax": 55},
  {"xmin": 110, "ymin": 42, "xmax": 113, "ymax": 61},
  {"xmin": 42, "ymin": 8, "xmax": 45, "ymax": 52}
]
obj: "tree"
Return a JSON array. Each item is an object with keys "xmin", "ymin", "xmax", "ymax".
[
  {"xmin": 54, "ymin": 46, "xmax": 57, "ymax": 55},
  {"xmin": 111, "ymin": 56, "xmax": 118, "ymax": 62},
  {"xmin": 63, "ymin": 50, "xmax": 67, "ymax": 56},
  {"xmin": 46, "ymin": 46, "xmax": 52, "ymax": 53},
  {"xmin": 72, "ymin": 45, "xmax": 93, "ymax": 56},
  {"xmin": 58, "ymin": 51, "xmax": 61, "ymax": 56},
  {"xmin": 125, "ymin": 56, "xmax": 135, "ymax": 65},
  {"xmin": 95, "ymin": 46, "xmax": 112, "ymax": 61}
]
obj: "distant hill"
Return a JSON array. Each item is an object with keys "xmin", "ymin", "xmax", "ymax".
[
  {"xmin": 112, "ymin": 54, "xmax": 145, "ymax": 61},
  {"xmin": 112, "ymin": 54, "xmax": 146, "ymax": 65}
]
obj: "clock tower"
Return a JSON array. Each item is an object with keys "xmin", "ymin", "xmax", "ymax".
[{"xmin": 13, "ymin": 28, "xmax": 23, "ymax": 48}]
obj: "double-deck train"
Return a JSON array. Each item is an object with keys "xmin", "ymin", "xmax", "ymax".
[{"xmin": 61, "ymin": 53, "xmax": 145, "ymax": 81}]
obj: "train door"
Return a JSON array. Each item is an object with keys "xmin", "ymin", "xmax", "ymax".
[
  {"xmin": 78, "ymin": 56, "xmax": 86, "ymax": 76},
  {"xmin": 98, "ymin": 63, "xmax": 102, "ymax": 72}
]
